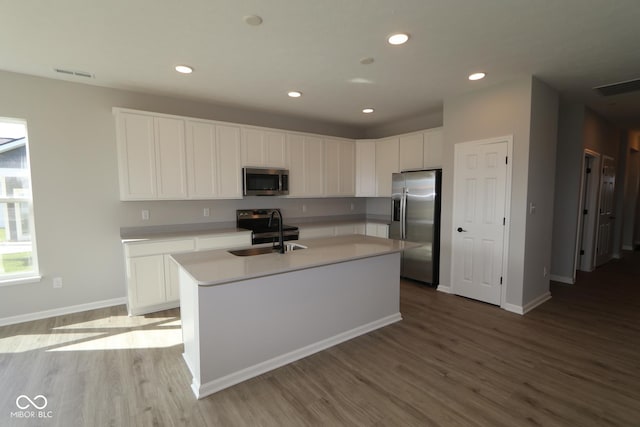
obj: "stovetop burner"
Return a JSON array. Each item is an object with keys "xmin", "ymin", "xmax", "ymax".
[{"xmin": 236, "ymin": 209, "xmax": 300, "ymax": 244}]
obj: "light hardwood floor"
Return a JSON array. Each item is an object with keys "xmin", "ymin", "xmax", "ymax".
[{"xmin": 1, "ymin": 252, "xmax": 639, "ymax": 426}]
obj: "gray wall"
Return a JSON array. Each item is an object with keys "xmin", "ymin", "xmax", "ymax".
[
  {"xmin": 364, "ymin": 109, "xmax": 443, "ymax": 139},
  {"xmin": 522, "ymin": 78, "xmax": 559, "ymax": 303},
  {"xmin": 550, "ymin": 103, "xmax": 585, "ymax": 281},
  {"xmin": 0, "ymin": 69, "xmax": 367, "ymax": 320},
  {"xmin": 442, "ymin": 76, "xmax": 556, "ymax": 309}
]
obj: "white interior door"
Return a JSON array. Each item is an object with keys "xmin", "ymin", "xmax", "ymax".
[
  {"xmin": 452, "ymin": 139, "xmax": 509, "ymax": 305},
  {"xmin": 595, "ymin": 156, "xmax": 616, "ymax": 266}
]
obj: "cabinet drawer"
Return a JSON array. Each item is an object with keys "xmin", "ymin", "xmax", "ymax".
[
  {"xmin": 126, "ymin": 238, "xmax": 196, "ymax": 257},
  {"xmin": 196, "ymin": 233, "xmax": 251, "ymax": 250}
]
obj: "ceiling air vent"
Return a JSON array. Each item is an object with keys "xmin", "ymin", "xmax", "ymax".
[
  {"xmin": 53, "ymin": 68, "xmax": 94, "ymax": 79},
  {"xmin": 594, "ymin": 78, "xmax": 640, "ymax": 97}
]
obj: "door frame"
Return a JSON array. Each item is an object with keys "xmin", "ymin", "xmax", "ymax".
[
  {"xmin": 575, "ymin": 149, "xmax": 601, "ymax": 272},
  {"xmin": 450, "ymin": 135, "xmax": 513, "ymax": 308}
]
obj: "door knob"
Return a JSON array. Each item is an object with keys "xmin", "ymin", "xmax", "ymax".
[{"xmin": 457, "ymin": 227, "xmax": 467, "ymax": 232}]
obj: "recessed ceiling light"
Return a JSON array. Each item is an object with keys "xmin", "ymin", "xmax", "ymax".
[
  {"xmin": 388, "ymin": 33, "xmax": 409, "ymax": 45},
  {"xmin": 175, "ymin": 65, "xmax": 193, "ymax": 74},
  {"xmin": 468, "ymin": 72, "xmax": 486, "ymax": 81},
  {"xmin": 362, "ymin": 108, "xmax": 375, "ymax": 114},
  {"xmin": 288, "ymin": 91, "xmax": 302, "ymax": 98},
  {"xmin": 244, "ymin": 15, "xmax": 263, "ymax": 26}
]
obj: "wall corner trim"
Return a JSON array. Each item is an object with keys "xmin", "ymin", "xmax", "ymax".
[{"xmin": 0, "ymin": 297, "xmax": 127, "ymax": 327}]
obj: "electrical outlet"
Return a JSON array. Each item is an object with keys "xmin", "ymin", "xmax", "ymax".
[
  {"xmin": 350, "ymin": 203, "xmax": 355, "ymax": 211},
  {"xmin": 203, "ymin": 207, "xmax": 210, "ymax": 217},
  {"xmin": 141, "ymin": 209, "xmax": 150, "ymax": 221},
  {"xmin": 543, "ymin": 266, "xmax": 548, "ymax": 277},
  {"xmin": 53, "ymin": 277, "xmax": 63, "ymax": 289},
  {"xmin": 302, "ymin": 204, "xmax": 307, "ymax": 213}
]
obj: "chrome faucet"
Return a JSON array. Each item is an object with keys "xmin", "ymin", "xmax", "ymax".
[{"xmin": 268, "ymin": 209, "xmax": 285, "ymax": 254}]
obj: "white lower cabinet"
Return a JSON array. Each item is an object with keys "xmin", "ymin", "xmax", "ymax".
[
  {"xmin": 366, "ymin": 223, "xmax": 389, "ymax": 238},
  {"xmin": 129, "ymin": 255, "xmax": 167, "ymax": 310},
  {"xmin": 124, "ymin": 231, "xmax": 251, "ymax": 315}
]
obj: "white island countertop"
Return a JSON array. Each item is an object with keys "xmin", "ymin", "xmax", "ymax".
[{"xmin": 171, "ymin": 234, "xmax": 418, "ymax": 287}]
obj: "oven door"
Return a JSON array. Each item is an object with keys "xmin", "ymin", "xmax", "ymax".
[{"xmin": 243, "ymin": 168, "xmax": 289, "ymax": 196}]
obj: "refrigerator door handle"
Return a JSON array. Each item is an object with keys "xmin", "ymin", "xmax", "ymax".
[{"xmin": 401, "ymin": 188, "xmax": 407, "ymax": 240}]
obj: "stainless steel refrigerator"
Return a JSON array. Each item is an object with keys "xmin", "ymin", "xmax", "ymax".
[{"xmin": 389, "ymin": 169, "xmax": 442, "ymax": 285}]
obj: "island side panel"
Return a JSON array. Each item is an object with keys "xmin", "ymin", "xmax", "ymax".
[
  {"xmin": 178, "ymin": 266, "xmax": 201, "ymax": 390},
  {"xmin": 196, "ymin": 252, "xmax": 401, "ymax": 397}
]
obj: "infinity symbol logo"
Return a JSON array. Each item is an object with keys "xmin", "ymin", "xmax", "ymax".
[{"xmin": 16, "ymin": 395, "xmax": 48, "ymax": 410}]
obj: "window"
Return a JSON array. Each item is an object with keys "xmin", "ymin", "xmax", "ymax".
[{"xmin": 0, "ymin": 118, "xmax": 39, "ymax": 284}]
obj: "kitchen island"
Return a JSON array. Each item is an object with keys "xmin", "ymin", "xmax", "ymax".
[{"xmin": 172, "ymin": 234, "xmax": 417, "ymax": 399}]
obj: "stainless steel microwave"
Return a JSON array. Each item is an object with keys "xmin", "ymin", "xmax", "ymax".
[{"xmin": 243, "ymin": 167, "xmax": 289, "ymax": 196}]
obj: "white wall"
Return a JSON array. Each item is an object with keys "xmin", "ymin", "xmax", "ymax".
[
  {"xmin": 550, "ymin": 103, "xmax": 585, "ymax": 281},
  {"xmin": 0, "ymin": 70, "xmax": 366, "ymax": 320},
  {"xmin": 442, "ymin": 76, "xmax": 558, "ymax": 309}
]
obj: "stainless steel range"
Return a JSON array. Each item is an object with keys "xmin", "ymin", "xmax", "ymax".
[{"xmin": 236, "ymin": 209, "xmax": 299, "ymax": 245}]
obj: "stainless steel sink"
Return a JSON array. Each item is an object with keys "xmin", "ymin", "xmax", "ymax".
[{"xmin": 228, "ymin": 243, "xmax": 307, "ymax": 256}]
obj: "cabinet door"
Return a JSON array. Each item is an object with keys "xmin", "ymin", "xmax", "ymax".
[
  {"xmin": 423, "ymin": 128, "xmax": 443, "ymax": 168},
  {"xmin": 241, "ymin": 128, "xmax": 265, "ymax": 166},
  {"xmin": 375, "ymin": 137, "xmax": 399, "ymax": 197},
  {"xmin": 264, "ymin": 130, "xmax": 287, "ymax": 167},
  {"xmin": 399, "ymin": 133, "xmax": 424, "ymax": 171},
  {"xmin": 366, "ymin": 223, "xmax": 389, "ymax": 238},
  {"xmin": 116, "ymin": 112, "xmax": 157, "ymax": 199},
  {"xmin": 186, "ymin": 121, "xmax": 217, "ymax": 198},
  {"xmin": 164, "ymin": 255, "xmax": 180, "ymax": 303},
  {"xmin": 129, "ymin": 255, "xmax": 166, "ymax": 308},
  {"xmin": 339, "ymin": 140, "xmax": 355, "ymax": 195},
  {"xmin": 305, "ymin": 136, "xmax": 325, "ymax": 196},
  {"xmin": 356, "ymin": 141, "xmax": 376, "ymax": 197},
  {"xmin": 324, "ymin": 139, "xmax": 341, "ymax": 196},
  {"xmin": 216, "ymin": 125, "xmax": 242, "ymax": 198},
  {"xmin": 286, "ymin": 134, "xmax": 305, "ymax": 196},
  {"xmin": 155, "ymin": 117, "xmax": 187, "ymax": 199}
]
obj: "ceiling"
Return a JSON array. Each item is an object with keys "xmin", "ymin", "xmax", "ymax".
[{"xmin": 3, "ymin": 0, "xmax": 640, "ymax": 131}]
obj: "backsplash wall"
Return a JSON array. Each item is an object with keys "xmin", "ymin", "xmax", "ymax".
[{"xmin": 119, "ymin": 197, "xmax": 367, "ymax": 228}]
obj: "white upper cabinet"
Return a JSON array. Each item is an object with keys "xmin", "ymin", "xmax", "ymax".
[
  {"xmin": 241, "ymin": 127, "xmax": 287, "ymax": 168},
  {"xmin": 115, "ymin": 110, "xmax": 186, "ymax": 200},
  {"xmin": 324, "ymin": 138, "xmax": 355, "ymax": 197},
  {"xmin": 155, "ymin": 117, "xmax": 187, "ymax": 199},
  {"xmin": 375, "ymin": 137, "xmax": 400, "ymax": 197},
  {"xmin": 423, "ymin": 127, "xmax": 443, "ymax": 168},
  {"xmin": 399, "ymin": 132, "xmax": 424, "ymax": 171},
  {"xmin": 287, "ymin": 133, "xmax": 324, "ymax": 197},
  {"xmin": 356, "ymin": 140, "xmax": 376, "ymax": 197},
  {"xmin": 185, "ymin": 121, "xmax": 242, "ymax": 199}
]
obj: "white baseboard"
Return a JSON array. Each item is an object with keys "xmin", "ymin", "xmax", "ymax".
[
  {"xmin": 522, "ymin": 292, "xmax": 552, "ymax": 314},
  {"xmin": 549, "ymin": 274, "xmax": 574, "ymax": 284},
  {"xmin": 0, "ymin": 297, "xmax": 127, "ymax": 327},
  {"xmin": 194, "ymin": 312, "xmax": 402, "ymax": 399},
  {"xmin": 501, "ymin": 302, "xmax": 524, "ymax": 315},
  {"xmin": 503, "ymin": 292, "xmax": 552, "ymax": 316},
  {"xmin": 436, "ymin": 285, "xmax": 452, "ymax": 294}
]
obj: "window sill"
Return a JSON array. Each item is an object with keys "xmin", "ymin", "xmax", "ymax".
[{"xmin": 0, "ymin": 275, "xmax": 42, "ymax": 287}]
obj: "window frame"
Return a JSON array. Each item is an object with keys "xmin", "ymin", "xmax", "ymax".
[{"xmin": 0, "ymin": 117, "xmax": 40, "ymax": 286}]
